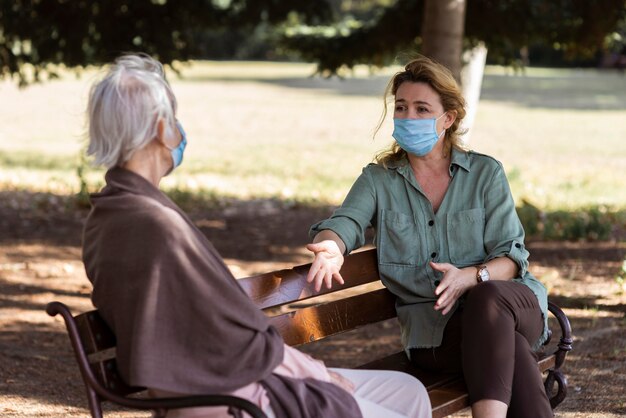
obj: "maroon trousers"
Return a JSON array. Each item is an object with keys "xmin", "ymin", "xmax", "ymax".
[{"xmin": 410, "ymin": 281, "xmax": 553, "ymax": 418}]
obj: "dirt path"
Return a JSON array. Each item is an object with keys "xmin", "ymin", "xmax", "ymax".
[{"xmin": 1, "ymin": 194, "xmax": 625, "ymax": 417}]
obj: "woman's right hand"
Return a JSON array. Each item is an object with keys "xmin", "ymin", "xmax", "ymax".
[{"xmin": 306, "ymin": 240, "xmax": 345, "ymax": 292}]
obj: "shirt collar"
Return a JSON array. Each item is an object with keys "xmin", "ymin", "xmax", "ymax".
[
  {"xmin": 388, "ymin": 147, "xmax": 471, "ymax": 177},
  {"xmin": 450, "ymin": 148, "xmax": 471, "ymax": 173}
]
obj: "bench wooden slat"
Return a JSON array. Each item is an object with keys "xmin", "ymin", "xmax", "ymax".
[
  {"xmin": 239, "ymin": 249, "xmax": 380, "ymax": 310},
  {"xmin": 358, "ymin": 352, "xmax": 459, "ymax": 390},
  {"xmin": 365, "ymin": 361, "xmax": 468, "ymax": 418},
  {"xmin": 537, "ymin": 352, "xmax": 556, "ymax": 372},
  {"xmin": 269, "ymin": 287, "xmax": 397, "ymax": 346},
  {"xmin": 342, "ymin": 353, "xmax": 475, "ymax": 418},
  {"xmin": 75, "ymin": 310, "xmax": 147, "ymax": 396},
  {"xmin": 75, "ymin": 311, "xmax": 117, "ymax": 354},
  {"xmin": 429, "ymin": 379, "xmax": 469, "ymax": 418}
]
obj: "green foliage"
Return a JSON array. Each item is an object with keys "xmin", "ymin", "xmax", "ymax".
[
  {"xmin": 3, "ymin": 1, "xmax": 624, "ymax": 81},
  {"xmin": 280, "ymin": 0, "xmax": 626, "ymax": 73},
  {"xmin": 281, "ymin": 0, "xmax": 422, "ymax": 75},
  {"xmin": 466, "ymin": 0, "xmax": 626, "ymax": 65},
  {"xmin": 0, "ymin": 0, "xmax": 333, "ymax": 85},
  {"xmin": 607, "ymin": 13, "xmax": 626, "ymax": 52},
  {"xmin": 192, "ymin": 23, "xmax": 285, "ymax": 61}
]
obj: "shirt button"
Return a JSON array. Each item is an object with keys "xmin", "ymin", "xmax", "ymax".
[
  {"xmin": 431, "ymin": 252, "xmax": 437, "ymax": 259},
  {"xmin": 428, "ymin": 220, "xmax": 434, "ymax": 226},
  {"xmin": 515, "ymin": 243, "xmax": 521, "ymax": 248},
  {"xmin": 434, "ymin": 280, "xmax": 441, "ymax": 286}
]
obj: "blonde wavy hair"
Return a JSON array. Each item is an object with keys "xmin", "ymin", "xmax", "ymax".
[{"xmin": 374, "ymin": 55, "xmax": 467, "ymax": 166}]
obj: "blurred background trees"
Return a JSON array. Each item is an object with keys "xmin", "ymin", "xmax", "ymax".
[
  {"xmin": 0, "ymin": 0, "xmax": 331, "ymax": 84},
  {"xmin": 1, "ymin": 0, "xmax": 625, "ymax": 85},
  {"xmin": 279, "ymin": 0, "xmax": 626, "ymax": 76}
]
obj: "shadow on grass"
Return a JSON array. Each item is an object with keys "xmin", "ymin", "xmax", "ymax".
[
  {"xmin": 179, "ymin": 73, "xmax": 391, "ymax": 97},
  {"xmin": 0, "ymin": 188, "xmax": 336, "ymax": 263},
  {"xmin": 180, "ymin": 69, "xmax": 626, "ymax": 111},
  {"xmin": 548, "ymin": 294, "xmax": 626, "ymax": 315},
  {"xmin": 480, "ymin": 70, "xmax": 626, "ymax": 110},
  {"xmin": 2, "ymin": 188, "xmax": 626, "ymax": 260},
  {"xmin": 528, "ymin": 241, "xmax": 626, "ymax": 271},
  {"xmin": 0, "ymin": 277, "xmax": 87, "ymax": 307},
  {"xmin": 0, "ymin": 190, "xmax": 88, "ymax": 247}
]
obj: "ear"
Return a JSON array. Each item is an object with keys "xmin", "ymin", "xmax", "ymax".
[
  {"xmin": 444, "ymin": 111, "xmax": 457, "ymax": 129},
  {"xmin": 155, "ymin": 118, "xmax": 167, "ymax": 145}
]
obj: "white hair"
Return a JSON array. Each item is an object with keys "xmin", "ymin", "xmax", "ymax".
[{"xmin": 86, "ymin": 53, "xmax": 177, "ymax": 168}]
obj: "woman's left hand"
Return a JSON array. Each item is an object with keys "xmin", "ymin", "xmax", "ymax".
[{"xmin": 430, "ymin": 261, "xmax": 475, "ymax": 315}]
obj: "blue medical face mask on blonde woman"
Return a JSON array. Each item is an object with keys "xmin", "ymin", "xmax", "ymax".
[{"xmin": 392, "ymin": 113, "xmax": 446, "ymax": 157}]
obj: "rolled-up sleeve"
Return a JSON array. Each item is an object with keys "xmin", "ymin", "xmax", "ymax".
[
  {"xmin": 309, "ymin": 167, "xmax": 377, "ymax": 254},
  {"xmin": 483, "ymin": 163, "xmax": 529, "ymax": 277}
]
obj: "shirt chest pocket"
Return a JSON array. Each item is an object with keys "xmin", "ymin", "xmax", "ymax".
[
  {"xmin": 446, "ymin": 208, "xmax": 486, "ymax": 264},
  {"xmin": 378, "ymin": 209, "xmax": 420, "ymax": 266}
]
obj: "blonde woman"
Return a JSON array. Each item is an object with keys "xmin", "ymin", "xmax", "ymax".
[{"xmin": 307, "ymin": 56, "xmax": 552, "ymax": 418}]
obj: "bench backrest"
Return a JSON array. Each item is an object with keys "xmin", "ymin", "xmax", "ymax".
[
  {"xmin": 238, "ymin": 248, "xmax": 573, "ymax": 413},
  {"xmin": 46, "ymin": 301, "xmax": 146, "ymax": 401},
  {"xmin": 238, "ymin": 248, "xmax": 381, "ymax": 308},
  {"xmin": 73, "ymin": 310, "xmax": 145, "ymax": 396},
  {"xmin": 238, "ymin": 248, "xmax": 398, "ymax": 346}
]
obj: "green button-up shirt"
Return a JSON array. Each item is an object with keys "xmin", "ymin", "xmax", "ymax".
[{"xmin": 310, "ymin": 149, "xmax": 548, "ymax": 351}]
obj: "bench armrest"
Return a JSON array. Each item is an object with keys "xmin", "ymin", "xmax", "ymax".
[
  {"xmin": 47, "ymin": 301, "xmax": 268, "ymax": 418},
  {"xmin": 547, "ymin": 301, "xmax": 573, "ymax": 370},
  {"xmin": 103, "ymin": 394, "xmax": 268, "ymax": 418}
]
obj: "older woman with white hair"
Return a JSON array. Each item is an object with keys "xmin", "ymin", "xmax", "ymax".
[{"xmin": 81, "ymin": 53, "xmax": 432, "ymax": 418}]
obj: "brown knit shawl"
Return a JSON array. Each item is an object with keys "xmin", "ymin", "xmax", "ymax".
[{"xmin": 82, "ymin": 167, "xmax": 361, "ymax": 418}]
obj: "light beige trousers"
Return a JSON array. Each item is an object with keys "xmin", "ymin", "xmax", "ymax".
[
  {"xmin": 155, "ymin": 368, "xmax": 431, "ymax": 418},
  {"xmin": 330, "ymin": 368, "xmax": 432, "ymax": 418}
]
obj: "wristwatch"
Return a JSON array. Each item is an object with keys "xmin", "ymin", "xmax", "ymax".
[{"xmin": 475, "ymin": 264, "xmax": 490, "ymax": 283}]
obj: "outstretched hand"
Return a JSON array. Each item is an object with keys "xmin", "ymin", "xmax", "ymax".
[
  {"xmin": 431, "ymin": 261, "xmax": 475, "ymax": 315},
  {"xmin": 306, "ymin": 240, "xmax": 345, "ymax": 292}
]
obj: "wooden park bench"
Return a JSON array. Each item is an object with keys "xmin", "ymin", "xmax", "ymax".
[{"xmin": 48, "ymin": 248, "xmax": 572, "ymax": 417}]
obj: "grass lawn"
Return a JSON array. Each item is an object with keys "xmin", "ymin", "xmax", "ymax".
[{"xmin": 1, "ymin": 61, "xmax": 625, "ymax": 210}]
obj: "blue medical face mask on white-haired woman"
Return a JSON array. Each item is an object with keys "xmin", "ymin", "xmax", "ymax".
[
  {"xmin": 167, "ymin": 121, "xmax": 187, "ymax": 172},
  {"xmin": 392, "ymin": 113, "xmax": 446, "ymax": 157}
]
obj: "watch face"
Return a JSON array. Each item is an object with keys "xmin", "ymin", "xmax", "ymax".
[{"xmin": 478, "ymin": 266, "xmax": 490, "ymax": 282}]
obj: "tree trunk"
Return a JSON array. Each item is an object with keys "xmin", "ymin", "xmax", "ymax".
[
  {"xmin": 460, "ymin": 42, "xmax": 488, "ymax": 143},
  {"xmin": 421, "ymin": 0, "xmax": 466, "ymax": 82}
]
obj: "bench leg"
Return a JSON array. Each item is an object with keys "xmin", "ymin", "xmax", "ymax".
[
  {"xmin": 85, "ymin": 385, "xmax": 103, "ymax": 418},
  {"xmin": 544, "ymin": 369, "xmax": 568, "ymax": 409}
]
